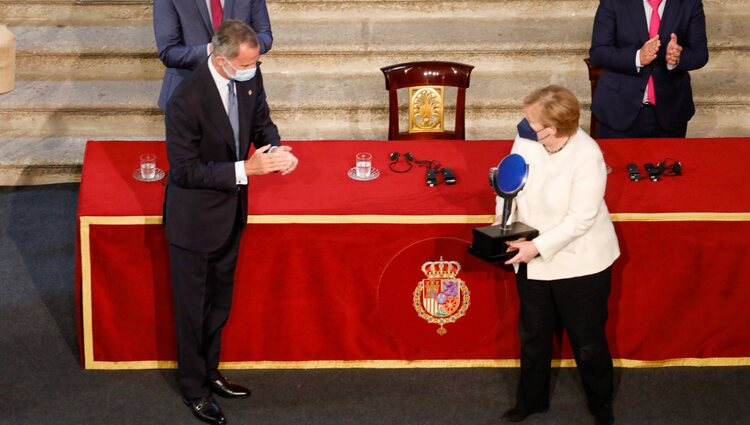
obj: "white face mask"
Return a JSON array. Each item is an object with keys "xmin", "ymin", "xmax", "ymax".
[{"xmin": 222, "ymin": 60, "xmax": 257, "ymax": 82}]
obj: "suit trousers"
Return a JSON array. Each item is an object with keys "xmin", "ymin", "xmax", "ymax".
[
  {"xmin": 169, "ymin": 202, "xmax": 244, "ymax": 399},
  {"xmin": 514, "ymin": 263, "xmax": 614, "ymax": 414},
  {"xmin": 598, "ymin": 105, "xmax": 688, "ymax": 138}
]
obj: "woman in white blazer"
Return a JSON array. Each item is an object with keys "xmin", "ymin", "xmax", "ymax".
[{"xmin": 497, "ymin": 86, "xmax": 620, "ymax": 425}]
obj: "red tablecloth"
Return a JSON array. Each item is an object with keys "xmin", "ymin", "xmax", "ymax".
[{"xmin": 77, "ymin": 139, "xmax": 750, "ymax": 369}]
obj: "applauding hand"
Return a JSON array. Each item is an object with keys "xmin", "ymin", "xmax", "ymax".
[
  {"xmin": 666, "ymin": 33, "xmax": 682, "ymax": 65},
  {"xmin": 639, "ymin": 35, "xmax": 660, "ymax": 66}
]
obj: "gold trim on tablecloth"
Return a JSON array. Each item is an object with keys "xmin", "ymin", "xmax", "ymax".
[
  {"xmin": 79, "ymin": 218, "xmax": 95, "ymax": 368},
  {"xmin": 611, "ymin": 212, "xmax": 750, "ymax": 222},
  {"xmin": 79, "ymin": 213, "xmax": 750, "ymax": 369},
  {"xmin": 79, "ymin": 213, "xmax": 750, "ymax": 227},
  {"xmin": 81, "ymin": 358, "xmax": 750, "ymax": 370}
]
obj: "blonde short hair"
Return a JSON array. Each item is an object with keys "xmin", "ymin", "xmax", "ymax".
[{"xmin": 523, "ymin": 85, "xmax": 580, "ymax": 137}]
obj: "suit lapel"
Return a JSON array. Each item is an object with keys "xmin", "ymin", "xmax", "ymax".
[
  {"xmin": 236, "ymin": 78, "xmax": 256, "ymax": 160},
  {"xmin": 224, "ymin": 0, "xmax": 236, "ymax": 19},
  {"xmin": 193, "ymin": 0, "xmax": 214, "ymax": 35},
  {"xmin": 629, "ymin": 0, "xmax": 650, "ymax": 45},
  {"xmin": 659, "ymin": 0, "xmax": 681, "ymax": 43}
]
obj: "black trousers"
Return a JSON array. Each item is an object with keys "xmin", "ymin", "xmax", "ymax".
[
  {"xmin": 169, "ymin": 209, "xmax": 243, "ymax": 399},
  {"xmin": 598, "ymin": 105, "xmax": 688, "ymax": 138},
  {"xmin": 514, "ymin": 263, "xmax": 614, "ymax": 414}
]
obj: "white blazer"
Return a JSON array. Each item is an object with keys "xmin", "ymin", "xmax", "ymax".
[{"xmin": 495, "ymin": 128, "xmax": 620, "ymax": 281}]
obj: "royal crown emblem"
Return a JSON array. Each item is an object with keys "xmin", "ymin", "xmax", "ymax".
[{"xmin": 413, "ymin": 257, "xmax": 470, "ymax": 335}]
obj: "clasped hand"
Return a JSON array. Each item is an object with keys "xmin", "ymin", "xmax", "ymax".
[{"xmin": 244, "ymin": 144, "xmax": 299, "ymax": 176}]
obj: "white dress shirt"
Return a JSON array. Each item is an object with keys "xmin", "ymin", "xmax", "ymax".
[{"xmin": 207, "ymin": 57, "xmax": 248, "ymax": 185}]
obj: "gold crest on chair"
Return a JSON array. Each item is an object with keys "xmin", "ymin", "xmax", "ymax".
[
  {"xmin": 408, "ymin": 86, "xmax": 444, "ymax": 133},
  {"xmin": 380, "ymin": 61, "xmax": 474, "ymax": 140}
]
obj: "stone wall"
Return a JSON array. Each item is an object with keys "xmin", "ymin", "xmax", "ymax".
[{"xmin": 0, "ymin": 0, "xmax": 747, "ymax": 184}]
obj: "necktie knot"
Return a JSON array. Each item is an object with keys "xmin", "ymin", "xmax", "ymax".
[{"xmin": 647, "ymin": 0, "xmax": 662, "ymax": 8}]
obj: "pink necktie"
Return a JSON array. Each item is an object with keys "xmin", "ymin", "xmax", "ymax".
[
  {"xmin": 211, "ymin": 0, "xmax": 223, "ymax": 31},
  {"xmin": 646, "ymin": 0, "xmax": 662, "ymax": 105}
]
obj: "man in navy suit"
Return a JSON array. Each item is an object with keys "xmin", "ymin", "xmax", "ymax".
[
  {"xmin": 590, "ymin": 0, "xmax": 708, "ymax": 138},
  {"xmin": 164, "ymin": 20, "xmax": 297, "ymax": 425},
  {"xmin": 154, "ymin": 0, "xmax": 273, "ymax": 110}
]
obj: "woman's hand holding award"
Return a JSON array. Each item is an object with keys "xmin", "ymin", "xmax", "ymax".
[{"xmin": 468, "ymin": 153, "xmax": 539, "ymax": 263}]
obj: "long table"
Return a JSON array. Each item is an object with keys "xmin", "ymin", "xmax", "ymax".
[{"xmin": 76, "ymin": 138, "xmax": 750, "ymax": 369}]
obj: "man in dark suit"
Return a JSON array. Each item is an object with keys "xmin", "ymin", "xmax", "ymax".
[
  {"xmin": 154, "ymin": 0, "xmax": 273, "ymax": 110},
  {"xmin": 590, "ymin": 0, "xmax": 708, "ymax": 138},
  {"xmin": 164, "ymin": 20, "xmax": 297, "ymax": 425}
]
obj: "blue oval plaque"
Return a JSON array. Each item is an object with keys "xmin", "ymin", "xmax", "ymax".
[{"xmin": 495, "ymin": 153, "xmax": 528, "ymax": 196}]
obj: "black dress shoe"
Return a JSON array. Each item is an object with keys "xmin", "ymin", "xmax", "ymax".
[
  {"xmin": 593, "ymin": 404, "xmax": 614, "ymax": 425},
  {"xmin": 210, "ymin": 376, "xmax": 251, "ymax": 398},
  {"xmin": 501, "ymin": 406, "xmax": 548, "ymax": 422},
  {"xmin": 182, "ymin": 396, "xmax": 226, "ymax": 425}
]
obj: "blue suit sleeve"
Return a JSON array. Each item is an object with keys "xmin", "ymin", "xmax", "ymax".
[
  {"xmin": 589, "ymin": 0, "xmax": 640, "ymax": 76},
  {"xmin": 673, "ymin": 0, "xmax": 709, "ymax": 73},
  {"xmin": 249, "ymin": 0, "xmax": 273, "ymax": 54},
  {"xmin": 154, "ymin": 0, "xmax": 209, "ymax": 70}
]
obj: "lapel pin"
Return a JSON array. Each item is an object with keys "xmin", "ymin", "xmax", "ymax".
[{"xmin": 247, "ymin": 89, "xmax": 253, "ymax": 96}]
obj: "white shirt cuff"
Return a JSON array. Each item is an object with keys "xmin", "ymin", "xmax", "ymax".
[
  {"xmin": 235, "ymin": 161, "xmax": 248, "ymax": 185},
  {"xmin": 635, "ymin": 49, "xmax": 642, "ymax": 71},
  {"xmin": 667, "ymin": 61, "xmax": 678, "ymax": 70}
]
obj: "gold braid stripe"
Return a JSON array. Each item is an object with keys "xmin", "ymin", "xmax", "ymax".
[
  {"xmin": 79, "ymin": 213, "xmax": 750, "ymax": 227},
  {"xmin": 611, "ymin": 212, "xmax": 750, "ymax": 222},
  {"xmin": 82, "ymin": 358, "xmax": 750, "ymax": 370},
  {"xmin": 79, "ymin": 212, "xmax": 750, "ymax": 368}
]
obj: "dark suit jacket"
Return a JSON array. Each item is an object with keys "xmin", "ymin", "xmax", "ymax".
[
  {"xmin": 154, "ymin": 0, "xmax": 273, "ymax": 110},
  {"xmin": 590, "ymin": 0, "xmax": 708, "ymax": 132},
  {"xmin": 164, "ymin": 60, "xmax": 280, "ymax": 252}
]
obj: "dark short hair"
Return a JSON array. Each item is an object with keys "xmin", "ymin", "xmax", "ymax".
[
  {"xmin": 523, "ymin": 85, "xmax": 580, "ymax": 137},
  {"xmin": 212, "ymin": 20, "xmax": 259, "ymax": 59}
]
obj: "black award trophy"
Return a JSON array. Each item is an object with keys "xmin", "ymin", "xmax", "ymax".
[{"xmin": 468, "ymin": 153, "xmax": 539, "ymax": 263}]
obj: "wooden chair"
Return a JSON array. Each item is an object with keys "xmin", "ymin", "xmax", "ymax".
[
  {"xmin": 380, "ymin": 61, "xmax": 474, "ymax": 140},
  {"xmin": 584, "ymin": 57, "xmax": 604, "ymax": 139}
]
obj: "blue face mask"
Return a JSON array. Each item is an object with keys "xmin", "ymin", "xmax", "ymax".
[
  {"xmin": 517, "ymin": 118, "xmax": 548, "ymax": 142},
  {"xmin": 223, "ymin": 60, "xmax": 257, "ymax": 82}
]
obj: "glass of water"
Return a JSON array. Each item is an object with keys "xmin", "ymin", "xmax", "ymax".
[
  {"xmin": 140, "ymin": 154, "xmax": 157, "ymax": 180},
  {"xmin": 355, "ymin": 152, "xmax": 372, "ymax": 178}
]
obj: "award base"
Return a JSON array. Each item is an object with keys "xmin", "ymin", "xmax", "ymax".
[{"xmin": 467, "ymin": 222, "xmax": 539, "ymax": 264}]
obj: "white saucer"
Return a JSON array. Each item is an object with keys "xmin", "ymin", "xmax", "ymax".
[
  {"xmin": 347, "ymin": 167, "xmax": 380, "ymax": 181},
  {"xmin": 133, "ymin": 168, "xmax": 165, "ymax": 182}
]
